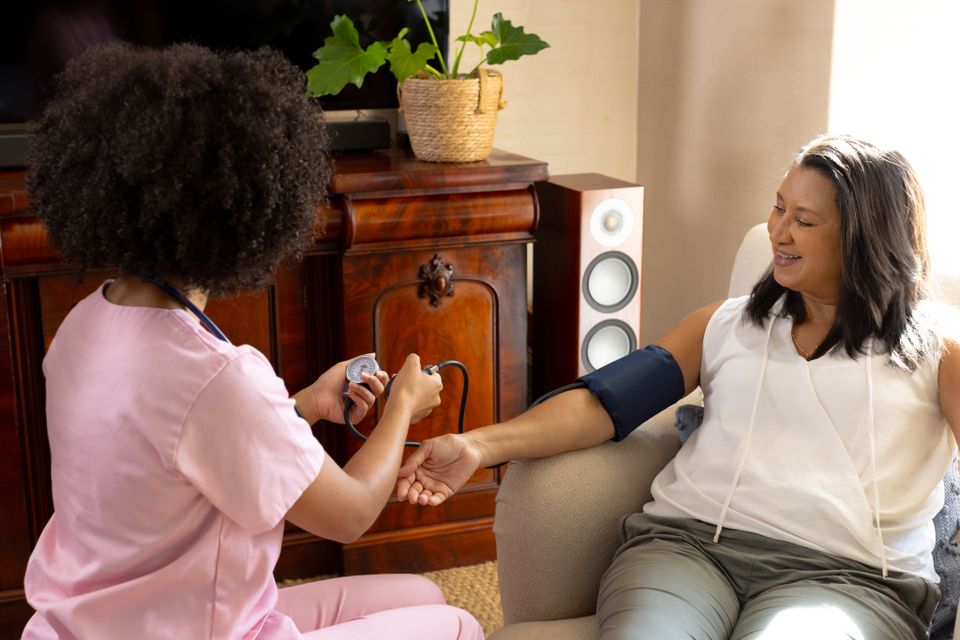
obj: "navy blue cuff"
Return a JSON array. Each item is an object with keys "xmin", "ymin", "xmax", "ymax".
[{"xmin": 577, "ymin": 344, "xmax": 685, "ymax": 441}]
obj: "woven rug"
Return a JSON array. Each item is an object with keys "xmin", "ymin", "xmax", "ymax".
[
  {"xmin": 277, "ymin": 561, "xmax": 504, "ymax": 636},
  {"xmin": 423, "ymin": 560, "xmax": 503, "ymax": 636}
]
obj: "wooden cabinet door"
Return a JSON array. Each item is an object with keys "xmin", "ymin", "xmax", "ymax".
[{"xmin": 332, "ymin": 242, "xmax": 528, "ymax": 573}]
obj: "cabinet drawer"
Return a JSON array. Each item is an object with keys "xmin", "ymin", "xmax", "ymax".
[{"xmin": 344, "ymin": 188, "xmax": 537, "ymax": 251}]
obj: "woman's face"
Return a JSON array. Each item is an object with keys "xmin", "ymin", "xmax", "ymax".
[{"xmin": 767, "ymin": 165, "xmax": 843, "ymax": 302}]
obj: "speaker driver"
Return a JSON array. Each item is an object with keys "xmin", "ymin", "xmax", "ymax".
[
  {"xmin": 582, "ymin": 251, "xmax": 639, "ymax": 312},
  {"xmin": 581, "ymin": 319, "xmax": 637, "ymax": 372},
  {"xmin": 590, "ymin": 197, "xmax": 634, "ymax": 247}
]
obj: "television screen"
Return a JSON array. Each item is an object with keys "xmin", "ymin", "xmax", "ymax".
[{"xmin": 0, "ymin": 0, "xmax": 450, "ymax": 124}]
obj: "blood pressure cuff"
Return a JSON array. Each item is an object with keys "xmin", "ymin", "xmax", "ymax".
[{"xmin": 577, "ymin": 344, "xmax": 685, "ymax": 442}]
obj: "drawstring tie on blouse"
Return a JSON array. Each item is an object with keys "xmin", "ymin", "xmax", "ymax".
[
  {"xmin": 712, "ymin": 315, "xmax": 776, "ymax": 543},
  {"xmin": 711, "ymin": 315, "xmax": 889, "ymax": 578},
  {"xmin": 864, "ymin": 344, "xmax": 889, "ymax": 577}
]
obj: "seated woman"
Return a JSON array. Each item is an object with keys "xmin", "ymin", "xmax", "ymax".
[
  {"xmin": 398, "ymin": 135, "xmax": 960, "ymax": 640},
  {"xmin": 22, "ymin": 43, "xmax": 483, "ymax": 640}
]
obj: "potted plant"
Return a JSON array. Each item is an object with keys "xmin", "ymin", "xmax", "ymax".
[{"xmin": 305, "ymin": 0, "xmax": 549, "ymax": 162}]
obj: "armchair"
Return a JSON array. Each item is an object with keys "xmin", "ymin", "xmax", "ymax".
[{"xmin": 490, "ymin": 223, "xmax": 960, "ymax": 639}]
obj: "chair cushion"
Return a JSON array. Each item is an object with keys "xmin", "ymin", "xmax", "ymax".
[
  {"xmin": 488, "ymin": 615, "xmax": 597, "ymax": 640},
  {"xmin": 494, "ymin": 415, "xmax": 681, "ymax": 625},
  {"xmin": 674, "ymin": 404, "xmax": 958, "ymax": 637}
]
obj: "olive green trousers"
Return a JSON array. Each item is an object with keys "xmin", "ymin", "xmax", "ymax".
[{"xmin": 596, "ymin": 513, "xmax": 939, "ymax": 640}]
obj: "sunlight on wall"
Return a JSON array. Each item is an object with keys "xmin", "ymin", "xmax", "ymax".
[{"xmin": 829, "ymin": 0, "xmax": 960, "ymax": 276}]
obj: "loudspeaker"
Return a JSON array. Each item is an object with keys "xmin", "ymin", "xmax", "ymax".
[{"xmin": 531, "ymin": 173, "xmax": 644, "ymax": 399}]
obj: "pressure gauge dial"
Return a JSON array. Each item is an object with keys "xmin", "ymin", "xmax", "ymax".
[{"xmin": 346, "ymin": 355, "xmax": 380, "ymax": 383}]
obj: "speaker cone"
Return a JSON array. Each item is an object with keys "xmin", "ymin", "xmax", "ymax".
[
  {"xmin": 581, "ymin": 319, "xmax": 637, "ymax": 372},
  {"xmin": 582, "ymin": 251, "xmax": 639, "ymax": 312}
]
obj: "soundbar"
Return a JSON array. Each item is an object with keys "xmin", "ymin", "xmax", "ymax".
[
  {"xmin": 0, "ymin": 118, "xmax": 393, "ymax": 168},
  {"xmin": 326, "ymin": 118, "xmax": 391, "ymax": 152},
  {"xmin": 0, "ymin": 131, "xmax": 30, "ymax": 169}
]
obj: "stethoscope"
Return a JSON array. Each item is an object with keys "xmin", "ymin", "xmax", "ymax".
[
  {"xmin": 152, "ymin": 280, "xmax": 471, "ymax": 447},
  {"xmin": 152, "ymin": 280, "xmax": 231, "ymax": 344},
  {"xmin": 343, "ymin": 356, "xmax": 468, "ymax": 448},
  {"xmin": 153, "ymin": 281, "xmax": 578, "ymax": 470}
]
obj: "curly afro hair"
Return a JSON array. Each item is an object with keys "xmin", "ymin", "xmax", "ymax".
[{"xmin": 28, "ymin": 43, "xmax": 330, "ymax": 296}]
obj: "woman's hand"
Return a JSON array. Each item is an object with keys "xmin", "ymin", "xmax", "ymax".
[
  {"xmin": 293, "ymin": 354, "xmax": 390, "ymax": 426},
  {"xmin": 384, "ymin": 353, "xmax": 443, "ymax": 424},
  {"xmin": 396, "ymin": 433, "xmax": 483, "ymax": 506}
]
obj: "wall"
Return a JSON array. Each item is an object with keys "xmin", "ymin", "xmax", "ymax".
[
  {"xmin": 828, "ymin": 0, "xmax": 960, "ymax": 277},
  {"xmin": 448, "ymin": 2, "xmax": 839, "ymax": 346},
  {"xmin": 447, "ymin": 0, "xmax": 641, "ymax": 180},
  {"xmin": 635, "ymin": 0, "xmax": 834, "ymax": 343},
  {"xmin": 449, "ymin": 1, "xmax": 834, "ymax": 344},
  {"xmin": 451, "ymin": 2, "xmax": 955, "ymax": 357}
]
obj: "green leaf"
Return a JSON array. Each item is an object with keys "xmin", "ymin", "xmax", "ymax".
[
  {"xmin": 456, "ymin": 32, "xmax": 498, "ymax": 48},
  {"xmin": 485, "ymin": 13, "xmax": 550, "ymax": 66},
  {"xmin": 385, "ymin": 36, "xmax": 439, "ymax": 83},
  {"xmin": 305, "ymin": 15, "xmax": 388, "ymax": 97}
]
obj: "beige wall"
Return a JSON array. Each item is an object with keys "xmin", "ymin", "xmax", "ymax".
[
  {"xmin": 448, "ymin": 0, "xmax": 640, "ymax": 180},
  {"xmin": 635, "ymin": 0, "xmax": 834, "ymax": 343}
]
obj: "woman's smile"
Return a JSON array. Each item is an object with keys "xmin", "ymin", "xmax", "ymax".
[{"xmin": 774, "ymin": 251, "xmax": 801, "ymax": 267}]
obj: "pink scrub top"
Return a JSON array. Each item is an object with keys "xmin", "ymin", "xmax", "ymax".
[{"xmin": 22, "ymin": 283, "xmax": 326, "ymax": 639}]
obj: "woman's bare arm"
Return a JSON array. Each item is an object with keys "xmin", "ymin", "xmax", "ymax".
[{"xmin": 396, "ymin": 300, "xmax": 723, "ymax": 505}]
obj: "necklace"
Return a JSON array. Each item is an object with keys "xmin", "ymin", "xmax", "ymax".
[{"xmin": 791, "ymin": 326, "xmax": 813, "ymax": 360}]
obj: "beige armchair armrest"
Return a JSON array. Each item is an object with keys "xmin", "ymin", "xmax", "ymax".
[{"xmin": 493, "ymin": 401, "xmax": 683, "ymax": 626}]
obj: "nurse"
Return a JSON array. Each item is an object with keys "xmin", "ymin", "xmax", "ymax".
[{"xmin": 22, "ymin": 43, "xmax": 484, "ymax": 640}]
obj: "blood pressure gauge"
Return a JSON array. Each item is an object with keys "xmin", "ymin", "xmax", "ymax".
[{"xmin": 346, "ymin": 355, "xmax": 380, "ymax": 383}]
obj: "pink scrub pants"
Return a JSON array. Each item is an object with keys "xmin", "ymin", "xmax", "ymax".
[{"xmin": 275, "ymin": 573, "xmax": 485, "ymax": 639}]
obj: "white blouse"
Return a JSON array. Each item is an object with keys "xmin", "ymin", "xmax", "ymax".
[{"xmin": 645, "ymin": 296, "xmax": 954, "ymax": 582}]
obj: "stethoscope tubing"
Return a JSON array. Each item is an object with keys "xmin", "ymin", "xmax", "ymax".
[
  {"xmin": 342, "ymin": 360, "xmax": 468, "ymax": 447},
  {"xmin": 149, "ymin": 278, "xmax": 541, "ymax": 468},
  {"xmin": 151, "ymin": 280, "xmax": 231, "ymax": 344}
]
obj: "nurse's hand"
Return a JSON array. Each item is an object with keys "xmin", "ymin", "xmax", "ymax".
[
  {"xmin": 383, "ymin": 354, "xmax": 443, "ymax": 424},
  {"xmin": 292, "ymin": 354, "xmax": 390, "ymax": 425}
]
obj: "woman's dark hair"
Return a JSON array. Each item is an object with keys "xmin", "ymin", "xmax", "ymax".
[
  {"xmin": 746, "ymin": 135, "xmax": 934, "ymax": 370},
  {"xmin": 27, "ymin": 42, "xmax": 330, "ymax": 296}
]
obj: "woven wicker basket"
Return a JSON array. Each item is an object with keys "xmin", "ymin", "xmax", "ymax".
[{"xmin": 399, "ymin": 69, "xmax": 506, "ymax": 163}]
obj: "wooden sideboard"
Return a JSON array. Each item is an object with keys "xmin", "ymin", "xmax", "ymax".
[{"xmin": 0, "ymin": 147, "xmax": 548, "ymax": 635}]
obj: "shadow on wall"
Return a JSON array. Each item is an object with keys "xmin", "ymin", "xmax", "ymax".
[{"xmin": 636, "ymin": 0, "xmax": 834, "ymax": 344}]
